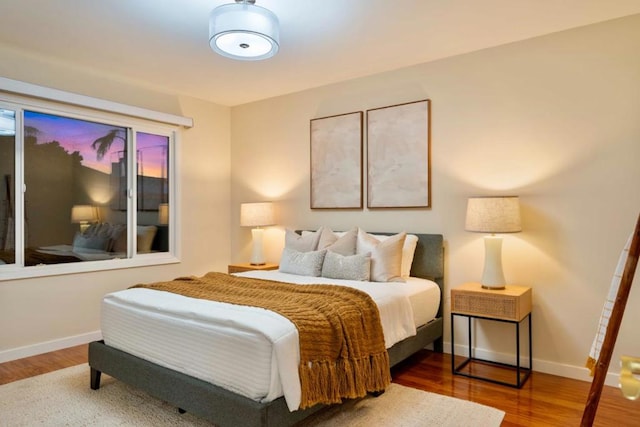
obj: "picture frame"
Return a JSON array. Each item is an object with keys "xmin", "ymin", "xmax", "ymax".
[
  {"xmin": 366, "ymin": 99, "xmax": 431, "ymax": 208},
  {"xmin": 310, "ymin": 111, "xmax": 363, "ymax": 209}
]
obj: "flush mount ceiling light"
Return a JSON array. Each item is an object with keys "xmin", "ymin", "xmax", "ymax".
[{"xmin": 209, "ymin": 0, "xmax": 280, "ymax": 61}]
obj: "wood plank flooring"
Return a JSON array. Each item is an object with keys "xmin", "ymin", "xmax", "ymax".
[{"xmin": 0, "ymin": 345, "xmax": 637, "ymax": 425}]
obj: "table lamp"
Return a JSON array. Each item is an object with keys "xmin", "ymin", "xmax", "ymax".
[
  {"xmin": 240, "ymin": 202, "xmax": 275, "ymax": 265},
  {"xmin": 71, "ymin": 205, "xmax": 98, "ymax": 233},
  {"xmin": 465, "ymin": 196, "xmax": 521, "ymax": 289}
]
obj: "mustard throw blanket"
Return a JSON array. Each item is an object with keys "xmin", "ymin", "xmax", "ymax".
[{"xmin": 132, "ymin": 272, "xmax": 391, "ymax": 409}]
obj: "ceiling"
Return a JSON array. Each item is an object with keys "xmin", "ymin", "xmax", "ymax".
[{"xmin": 2, "ymin": 0, "xmax": 640, "ymax": 106}]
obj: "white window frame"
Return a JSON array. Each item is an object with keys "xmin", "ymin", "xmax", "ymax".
[{"xmin": 0, "ymin": 78, "xmax": 190, "ymax": 281}]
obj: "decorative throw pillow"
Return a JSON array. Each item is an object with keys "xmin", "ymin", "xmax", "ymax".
[
  {"xmin": 285, "ymin": 227, "xmax": 323, "ymax": 252},
  {"xmin": 356, "ymin": 229, "xmax": 406, "ymax": 282},
  {"xmin": 111, "ymin": 225, "xmax": 158, "ymax": 253},
  {"xmin": 137, "ymin": 225, "xmax": 158, "ymax": 253},
  {"xmin": 82, "ymin": 223, "xmax": 117, "ymax": 240},
  {"xmin": 72, "ymin": 232, "xmax": 109, "ymax": 252},
  {"xmin": 369, "ymin": 232, "xmax": 419, "ymax": 277},
  {"xmin": 321, "ymin": 251, "xmax": 371, "ymax": 281},
  {"xmin": 279, "ymin": 247, "xmax": 326, "ymax": 277},
  {"xmin": 111, "ymin": 228, "xmax": 128, "ymax": 253},
  {"xmin": 401, "ymin": 234, "xmax": 419, "ymax": 277},
  {"xmin": 317, "ymin": 227, "xmax": 357, "ymax": 256},
  {"xmin": 106, "ymin": 224, "xmax": 127, "ymax": 252}
]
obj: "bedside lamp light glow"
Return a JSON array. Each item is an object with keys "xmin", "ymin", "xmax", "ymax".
[
  {"xmin": 465, "ymin": 196, "xmax": 522, "ymax": 289},
  {"xmin": 71, "ymin": 205, "xmax": 98, "ymax": 233},
  {"xmin": 240, "ymin": 202, "xmax": 275, "ymax": 265}
]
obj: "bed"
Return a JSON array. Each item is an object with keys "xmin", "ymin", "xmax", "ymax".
[{"xmin": 88, "ymin": 232, "xmax": 444, "ymax": 426}]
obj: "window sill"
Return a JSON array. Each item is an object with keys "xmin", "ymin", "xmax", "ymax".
[{"xmin": 0, "ymin": 253, "xmax": 180, "ymax": 281}]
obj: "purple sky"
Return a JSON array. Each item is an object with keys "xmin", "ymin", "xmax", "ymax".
[{"xmin": 24, "ymin": 111, "xmax": 168, "ymax": 177}]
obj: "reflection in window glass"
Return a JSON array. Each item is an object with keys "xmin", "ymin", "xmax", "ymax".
[
  {"xmin": 22, "ymin": 110, "xmax": 129, "ymax": 265},
  {"xmin": 0, "ymin": 109, "xmax": 16, "ymax": 265},
  {"xmin": 136, "ymin": 132, "xmax": 169, "ymax": 254}
]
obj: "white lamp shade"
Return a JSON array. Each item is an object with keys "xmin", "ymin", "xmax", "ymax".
[
  {"xmin": 209, "ymin": 2, "xmax": 279, "ymax": 61},
  {"xmin": 465, "ymin": 196, "xmax": 521, "ymax": 233},
  {"xmin": 71, "ymin": 205, "xmax": 97, "ymax": 223},
  {"xmin": 240, "ymin": 202, "xmax": 275, "ymax": 227}
]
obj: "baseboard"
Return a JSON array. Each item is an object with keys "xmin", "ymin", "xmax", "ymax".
[
  {"xmin": 0, "ymin": 331, "xmax": 102, "ymax": 363},
  {"xmin": 443, "ymin": 341, "xmax": 620, "ymax": 388}
]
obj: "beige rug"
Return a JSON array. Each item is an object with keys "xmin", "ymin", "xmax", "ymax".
[{"xmin": 0, "ymin": 364, "xmax": 505, "ymax": 426}]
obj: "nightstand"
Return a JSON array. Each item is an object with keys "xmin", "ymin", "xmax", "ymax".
[
  {"xmin": 450, "ymin": 282, "xmax": 532, "ymax": 388},
  {"xmin": 227, "ymin": 263, "xmax": 279, "ymax": 274}
]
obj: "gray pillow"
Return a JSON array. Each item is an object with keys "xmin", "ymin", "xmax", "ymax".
[
  {"xmin": 72, "ymin": 233, "xmax": 109, "ymax": 252},
  {"xmin": 321, "ymin": 251, "xmax": 371, "ymax": 281},
  {"xmin": 279, "ymin": 247, "xmax": 326, "ymax": 277},
  {"xmin": 317, "ymin": 227, "xmax": 357, "ymax": 256},
  {"xmin": 285, "ymin": 227, "xmax": 323, "ymax": 252}
]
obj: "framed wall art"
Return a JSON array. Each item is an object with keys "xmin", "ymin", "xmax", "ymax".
[
  {"xmin": 310, "ymin": 111, "xmax": 363, "ymax": 209},
  {"xmin": 366, "ymin": 99, "xmax": 431, "ymax": 208}
]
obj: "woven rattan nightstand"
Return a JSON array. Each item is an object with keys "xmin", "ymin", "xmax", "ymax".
[
  {"xmin": 451, "ymin": 282, "xmax": 532, "ymax": 388},
  {"xmin": 227, "ymin": 263, "xmax": 279, "ymax": 274}
]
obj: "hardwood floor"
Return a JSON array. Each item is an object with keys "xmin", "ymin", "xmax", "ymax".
[
  {"xmin": 0, "ymin": 345, "xmax": 637, "ymax": 425},
  {"xmin": 0, "ymin": 344, "xmax": 87, "ymax": 385}
]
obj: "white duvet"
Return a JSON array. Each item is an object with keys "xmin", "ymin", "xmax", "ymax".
[{"xmin": 101, "ymin": 270, "xmax": 440, "ymax": 411}]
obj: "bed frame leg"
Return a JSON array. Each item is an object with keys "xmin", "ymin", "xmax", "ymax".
[
  {"xmin": 433, "ymin": 337, "xmax": 444, "ymax": 353},
  {"xmin": 370, "ymin": 390, "xmax": 385, "ymax": 397},
  {"xmin": 90, "ymin": 367, "xmax": 102, "ymax": 390}
]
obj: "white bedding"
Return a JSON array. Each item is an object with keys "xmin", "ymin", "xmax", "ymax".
[
  {"xmin": 37, "ymin": 245, "xmax": 124, "ymax": 261},
  {"xmin": 101, "ymin": 270, "xmax": 440, "ymax": 411}
]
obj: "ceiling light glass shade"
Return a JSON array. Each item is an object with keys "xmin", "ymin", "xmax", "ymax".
[{"xmin": 209, "ymin": 2, "xmax": 279, "ymax": 61}]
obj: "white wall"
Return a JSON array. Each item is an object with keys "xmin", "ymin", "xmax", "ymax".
[
  {"xmin": 0, "ymin": 46, "xmax": 232, "ymax": 359},
  {"xmin": 230, "ymin": 15, "xmax": 640, "ymax": 383}
]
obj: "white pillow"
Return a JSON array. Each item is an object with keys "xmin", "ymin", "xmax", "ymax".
[
  {"xmin": 285, "ymin": 227, "xmax": 323, "ymax": 252},
  {"xmin": 317, "ymin": 227, "xmax": 357, "ymax": 256},
  {"xmin": 369, "ymin": 232, "xmax": 419, "ymax": 277},
  {"xmin": 321, "ymin": 251, "xmax": 371, "ymax": 281},
  {"xmin": 356, "ymin": 229, "xmax": 406, "ymax": 282},
  {"xmin": 136, "ymin": 225, "xmax": 158, "ymax": 253},
  {"xmin": 279, "ymin": 247, "xmax": 326, "ymax": 276}
]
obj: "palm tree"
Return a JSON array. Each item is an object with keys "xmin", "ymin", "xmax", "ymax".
[
  {"xmin": 91, "ymin": 129, "xmax": 126, "ymax": 161},
  {"xmin": 92, "ymin": 128, "xmax": 127, "ymax": 210}
]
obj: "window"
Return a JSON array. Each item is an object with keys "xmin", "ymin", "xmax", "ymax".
[{"xmin": 0, "ymin": 95, "xmax": 179, "ymax": 280}]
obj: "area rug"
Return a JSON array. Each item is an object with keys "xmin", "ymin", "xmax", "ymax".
[{"xmin": 0, "ymin": 364, "xmax": 505, "ymax": 426}]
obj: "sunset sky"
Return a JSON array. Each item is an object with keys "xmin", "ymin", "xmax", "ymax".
[{"xmin": 24, "ymin": 110, "xmax": 168, "ymax": 178}]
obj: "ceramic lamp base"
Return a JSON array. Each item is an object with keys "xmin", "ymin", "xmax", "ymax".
[
  {"xmin": 481, "ymin": 235, "xmax": 506, "ymax": 290},
  {"xmin": 250, "ymin": 228, "xmax": 265, "ymax": 265}
]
